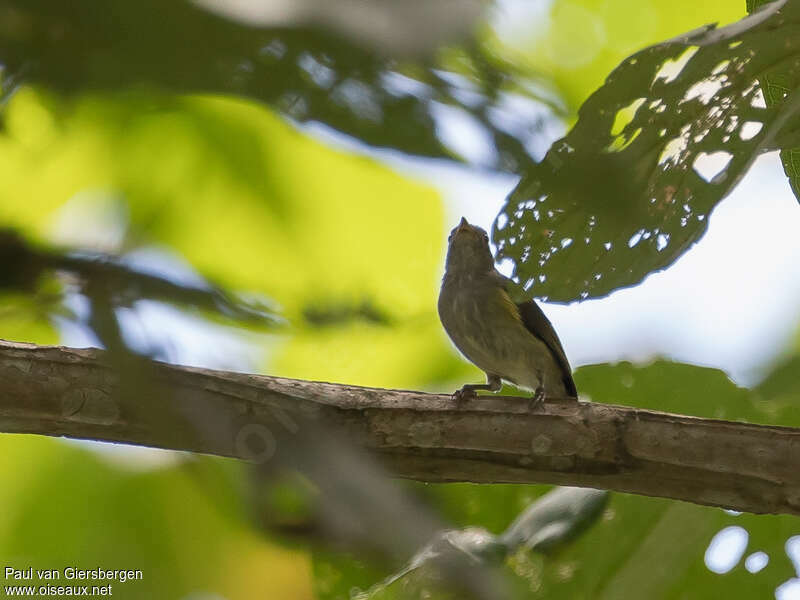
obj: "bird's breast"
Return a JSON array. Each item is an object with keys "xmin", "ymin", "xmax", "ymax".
[
  {"xmin": 438, "ymin": 276, "xmax": 566, "ymax": 394},
  {"xmin": 440, "ymin": 280, "xmax": 522, "ymax": 366}
]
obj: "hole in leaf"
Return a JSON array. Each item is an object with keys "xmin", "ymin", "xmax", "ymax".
[
  {"xmin": 785, "ymin": 536, "xmax": 800, "ymax": 574},
  {"xmin": 610, "ymin": 98, "xmax": 646, "ymax": 136},
  {"xmin": 739, "ymin": 121, "xmax": 763, "ymax": 140},
  {"xmin": 658, "ymin": 128, "xmax": 690, "ymax": 166},
  {"xmin": 744, "ymin": 552, "xmax": 768, "ymax": 573},
  {"xmin": 654, "ymin": 46, "xmax": 699, "ymax": 84},
  {"xmin": 705, "ymin": 526, "xmax": 748, "ymax": 574},
  {"xmin": 496, "ymin": 213, "xmax": 508, "ymax": 230},
  {"xmin": 496, "ymin": 257, "xmax": 514, "ymax": 276},
  {"xmin": 683, "ymin": 77, "xmax": 725, "ymax": 105},
  {"xmin": 712, "ymin": 60, "xmax": 730, "ymax": 75},
  {"xmin": 751, "ymin": 88, "xmax": 766, "ymax": 109},
  {"xmin": 693, "ymin": 151, "xmax": 733, "ymax": 183}
]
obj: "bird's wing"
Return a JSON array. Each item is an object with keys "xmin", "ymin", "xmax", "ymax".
[{"xmin": 493, "ymin": 272, "xmax": 578, "ymax": 397}]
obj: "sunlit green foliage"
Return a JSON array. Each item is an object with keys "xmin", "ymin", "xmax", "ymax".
[
  {"xmin": 0, "ymin": 84, "xmax": 460, "ymax": 597},
  {"xmin": 0, "ymin": 436, "xmax": 313, "ymax": 599},
  {"xmin": 507, "ymin": 0, "xmax": 745, "ymax": 112},
  {"xmin": 0, "ymin": 86, "xmax": 463, "ymax": 386}
]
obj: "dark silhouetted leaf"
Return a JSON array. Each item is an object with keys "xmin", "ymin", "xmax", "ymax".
[
  {"xmin": 494, "ymin": 0, "xmax": 800, "ymax": 301},
  {"xmin": 0, "ymin": 0, "xmax": 553, "ymax": 172},
  {"xmin": 0, "ymin": 228, "xmax": 281, "ymax": 351},
  {"xmin": 750, "ymin": 0, "xmax": 800, "ymax": 201}
]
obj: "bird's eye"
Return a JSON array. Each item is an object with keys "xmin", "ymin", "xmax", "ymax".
[{"xmin": 483, "ymin": 233, "xmax": 489, "ymax": 242}]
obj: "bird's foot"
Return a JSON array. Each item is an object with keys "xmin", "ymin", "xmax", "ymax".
[
  {"xmin": 453, "ymin": 385, "xmax": 478, "ymax": 403},
  {"xmin": 528, "ymin": 386, "xmax": 546, "ymax": 411},
  {"xmin": 453, "ymin": 376, "xmax": 502, "ymax": 404}
]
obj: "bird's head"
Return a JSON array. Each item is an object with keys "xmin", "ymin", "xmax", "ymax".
[{"xmin": 444, "ymin": 217, "xmax": 495, "ymax": 274}]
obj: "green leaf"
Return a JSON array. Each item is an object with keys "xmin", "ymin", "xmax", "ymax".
[
  {"xmin": 517, "ymin": 0, "xmax": 745, "ymax": 113},
  {"xmin": 315, "ymin": 358, "xmax": 800, "ymax": 598},
  {"xmin": 0, "ymin": 89, "xmax": 448, "ymax": 389},
  {"xmin": 0, "ymin": 292, "xmax": 58, "ymax": 345},
  {"xmin": 494, "ymin": 0, "xmax": 800, "ymax": 301},
  {"xmin": 749, "ymin": 0, "xmax": 800, "ymax": 202},
  {"xmin": 0, "ymin": 435, "xmax": 312, "ymax": 599}
]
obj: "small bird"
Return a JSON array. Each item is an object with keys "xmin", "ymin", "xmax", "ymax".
[{"xmin": 438, "ymin": 217, "xmax": 577, "ymax": 403}]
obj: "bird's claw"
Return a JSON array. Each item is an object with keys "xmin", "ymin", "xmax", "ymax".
[
  {"xmin": 453, "ymin": 387, "xmax": 477, "ymax": 403},
  {"xmin": 528, "ymin": 386, "xmax": 546, "ymax": 411}
]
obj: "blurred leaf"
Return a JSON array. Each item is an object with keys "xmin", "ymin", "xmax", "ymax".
[
  {"xmin": 529, "ymin": 359, "xmax": 800, "ymax": 598},
  {"xmin": 0, "ymin": 230, "xmax": 61, "ymax": 342},
  {"xmin": 494, "ymin": 0, "xmax": 800, "ymax": 301},
  {"xmin": 510, "ymin": 0, "xmax": 746, "ymax": 113},
  {"xmin": 192, "ymin": 0, "xmax": 484, "ymax": 59},
  {"xmin": 273, "ymin": 319, "xmax": 457, "ymax": 389},
  {"xmin": 0, "ymin": 85, "xmax": 513, "ymax": 598},
  {"xmin": 511, "ymin": 492, "xmax": 797, "ymax": 599},
  {"xmin": 0, "ymin": 224, "xmax": 281, "ymax": 363},
  {"xmin": 314, "ymin": 488, "xmax": 606, "ymax": 600},
  {"xmin": 467, "ymin": 359, "xmax": 800, "ymax": 598},
  {"xmin": 500, "ymin": 487, "xmax": 609, "ymax": 553},
  {"xmin": 0, "ymin": 292, "xmax": 58, "ymax": 344},
  {"xmin": 579, "ymin": 358, "xmax": 800, "ymax": 429},
  {"xmin": 753, "ymin": 338, "xmax": 800, "ymax": 425},
  {"xmin": 0, "ymin": 0, "xmax": 551, "ymax": 172},
  {"xmin": 315, "ymin": 358, "xmax": 800, "ymax": 599},
  {"xmin": 313, "ymin": 549, "xmax": 394, "ymax": 600},
  {"xmin": 0, "ymin": 89, "xmax": 448, "ymax": 383},
  {"xmin": 576, "ymin": 360, "xmax": 764, "ymax": 422},
  {"xmin": 0, "ymin": 436, "xmax": 313, "ymax": 599}
]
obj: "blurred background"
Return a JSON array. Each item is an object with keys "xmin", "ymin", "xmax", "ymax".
[{"xmin": 2, "ymin": 0, "xmax": 800, "ymax": 598}]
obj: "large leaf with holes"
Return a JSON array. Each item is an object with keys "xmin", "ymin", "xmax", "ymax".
[{"xmin": 494, "ymin": 0, "xmax": 800, "ymax": 301}]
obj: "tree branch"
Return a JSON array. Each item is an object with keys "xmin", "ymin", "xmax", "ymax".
[{"xmin": 1, "ymin": 339, "xmax": 798, "ymax": 516}]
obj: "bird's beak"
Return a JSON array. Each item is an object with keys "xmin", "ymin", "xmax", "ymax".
[{"xmin": 448, "ymin": 217, "xmax": 471, "ymax": 244}]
